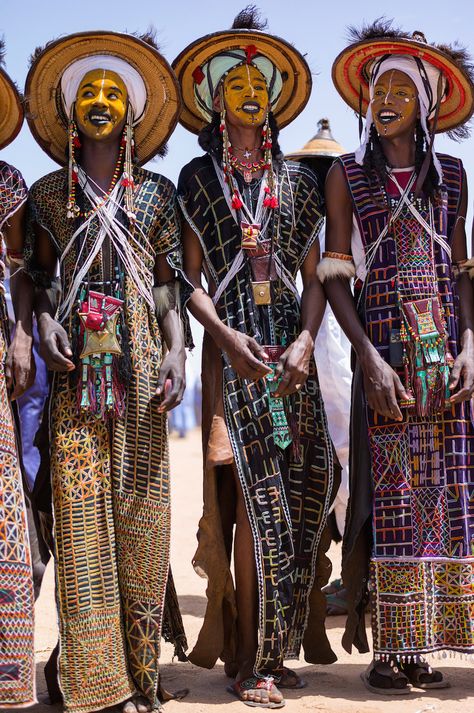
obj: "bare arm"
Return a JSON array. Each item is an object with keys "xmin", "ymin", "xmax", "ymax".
[
  {"xmin": 33, "ymin": 223, "xmax": 74, "ymax": 372},
  {"xmin": 324, "ymin": 162, "xmax": 408, "ymax": 420},
  {"xmin": 152, "ymin": 252, "xmax": 186, "ymax": 412},
  {"xmin": 274, "ymin": 241, "xmax": 326, "ymax": 397},
  {"xmin": 4, "ymin": 203, "xmax": 36, "ymax": 398},
  {"xmin": 448, "ymin": 169, "xmax": 474, "ymax": 402},
  {"xmin": 182, "ymin": 221, "xmax": 270, "ymax": 380}
]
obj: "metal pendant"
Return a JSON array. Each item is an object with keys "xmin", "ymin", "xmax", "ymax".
[
  {"xmin": 252, "ymin": 280, "xmax": 272, "ymax": 305},
  {"xmin": 241, "ymin": 221, "xmax": 261, "ymax": 250}
]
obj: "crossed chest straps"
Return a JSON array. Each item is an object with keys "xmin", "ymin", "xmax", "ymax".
[{"xmin": 239, "ymin": 179, "xmax": 277, "ymax": 306}]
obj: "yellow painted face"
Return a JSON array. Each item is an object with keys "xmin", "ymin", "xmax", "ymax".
[
  {"xmin": 75, "ymin": 69, "xmax": 128, "ymax": 140},
  {"xmin": 223, "ymin": 64, "xmax": 269, "ymax": 127}
]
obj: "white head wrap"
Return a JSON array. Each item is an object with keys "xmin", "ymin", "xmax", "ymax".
[
  {"xmin": 193, "ymin": 48, "xmax": 282, "ymax": 123},
  {"xmin": 355, "ymin": 54, "xmax": 446, "ymax": 182},
  {"xmin": 61, "ymin": 55, "xmax": 147, "ymax": 125}
]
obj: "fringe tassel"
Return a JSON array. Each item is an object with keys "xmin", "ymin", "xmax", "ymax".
[{"xmin": 317, "ymin": 256, "xmax": 356, "ymax": 283}]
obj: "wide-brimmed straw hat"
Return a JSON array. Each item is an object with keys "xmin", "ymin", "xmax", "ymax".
[
  {"xmin": 173, "ymin": 26, "xmax": 312, "ymax": 134},
  {"xmin": 25, "ymin": 30, "xmax": 182, "ymax": 165},
  {"xmin": 332, "ymin": 21, "xmax": 474, "ymax": 135},
  {"xmin": 0, "ymin": 41, "xmax": 23, "ymax": 150}
]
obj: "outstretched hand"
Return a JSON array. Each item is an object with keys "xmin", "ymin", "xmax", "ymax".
[
  {"xmin": 5, "ymin": 332, "xmax": 36, "ymax": 400},
  {"xmin": 156, "ymin": 349, "xmax": 186, "ymax": 412},
  {"xmin": 449, "ymin": 347, "xmax": 474, "ymax": 403},
  {"xmin": 273, "ymin": 333, "xmax": 314, "ymax": 398},
  {"xmin": 38, "ymin": 315, "xmax": 75, "ymax": 372},
  {"xmin": 222, "ymin": 330, "xmax": 271, "ymax": 381},
  {"xmin": 360, "ymin": 348, "xmax": 409, "ymax": 421}
]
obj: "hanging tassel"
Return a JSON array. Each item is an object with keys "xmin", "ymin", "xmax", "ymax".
[
  {"xmin": 67, "ymin": 108, "xmax": 81, "ymax": 219},
  {"xmin": 123, "ymin": 104, "xmax": 136, "ymax": 223}
]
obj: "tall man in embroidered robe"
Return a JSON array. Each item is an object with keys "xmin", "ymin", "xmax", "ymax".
[
  {"xmin": 24, "ymin": 31, "xmax": 188, "ymax": 713},
  {"xmin": 173, "ymin": 8, "xmax": 339, "ymax": 708},
  {"xmin": 323, "ymin": 20, "xmax": 474, "ymax": 695}
]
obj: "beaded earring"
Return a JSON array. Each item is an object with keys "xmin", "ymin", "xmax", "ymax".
[
  {"xmin": 121, "ymin": 103, "xmax": 136, "ymax": 222},
  {"xmin": 67, "ymin": 107, "xmax": 81, "ymax": 219},
  {"xmin": 219, "ymin": 86, "xmax": 243, "ymax": 210},
  {"xmin": 261, "ymin": 110, "xmax": 278, "ymax": 209}
]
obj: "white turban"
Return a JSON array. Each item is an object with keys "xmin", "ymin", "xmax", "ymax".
[
  {"xmin": 193, "ymin": 48, "xmax": 283, "ymax": 123},
  {"xmin": 61, "ymin": 55, "xmax": 147, "ymax": 125},
  {"xmin": 355, "ymin": 55, "xmax": 446, "ymax": 182}
]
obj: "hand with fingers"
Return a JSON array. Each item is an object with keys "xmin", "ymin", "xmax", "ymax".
[
  {"xmin": 156, "ymin": 349, "xmax": 186, "ymax": 413},
  {"xmin": 449, "ymin": 346, "xmax": 474, "ymax": 403},
  {"xmin": 38, "ymin": 314, "xmax": 75, "ymax": 372},
  {"xmin": 273, "ymin": 333, "xmax": 313, "ymax": 398},
  {"xmin": 221, "ymin": 330, "xmax": 272, "ymax": 381},
  {"xmin": 5, "ymin": 332, "xmax": 36, "ymax": 400},
  {"xmin": 360, "ymin": 348, "xmax": 409, "ymax": 421}
]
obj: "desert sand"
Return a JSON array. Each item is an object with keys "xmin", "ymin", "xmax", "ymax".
[{"xmin": 31, "ymin": 428, "xmax": 473, "ymax": 713}]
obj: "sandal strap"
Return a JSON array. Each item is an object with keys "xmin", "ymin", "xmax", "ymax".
[{"xmin": 237, "ymin": 676, "xmax": 275, "ymax": 693}]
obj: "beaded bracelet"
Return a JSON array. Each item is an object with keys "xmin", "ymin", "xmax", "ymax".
[
  {"xmin": 322, "ymin": 251, "xmax": 353, "ymax": 262},
  {"xmin": 317, "ymin": 252, "xmax": 355, "ymax": 283}
]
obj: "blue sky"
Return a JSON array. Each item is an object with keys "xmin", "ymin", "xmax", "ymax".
[
  {"xmin": 2, "ymin": 1, "xmax": 474, "ymax": 364},
  {"xmin": 2, "ymin": 0, "xmax": 474, "ymax": 191}
]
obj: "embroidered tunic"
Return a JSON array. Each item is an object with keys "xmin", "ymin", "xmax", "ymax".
[
  {"xmin": 0, "ymin": 161, "xmax": 35, "ymax": 707},
  {"xmin": 178, "ymin": 154, "xmax": 339, "ymax": 676},
  {"xmin": 340, "ymin": 152, "xmax": 474, "ymax": 661},
  {"xmin": 25, "ymin": 166, "xmax": 187, "ymax": 713}
]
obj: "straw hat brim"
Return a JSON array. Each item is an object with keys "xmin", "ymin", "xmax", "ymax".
[
  {"xmin": 332, "ymin": 37, "xmax": 474, "ymax": 133},
  {"xmin": 0, "ymin": 67, "xmax": 23, "ymax": 150},
  {"xmin": 24, "ymin": 31, "xmax": 182, "ymax": 166},
  {"xmin": 172, "ymin": 29, "xmax": 312, "ymax": 134}
]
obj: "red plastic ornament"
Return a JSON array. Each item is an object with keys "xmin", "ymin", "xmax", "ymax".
[{"xmin": 231, "ymin": 192, "xmax": 243, "ymax": 210}]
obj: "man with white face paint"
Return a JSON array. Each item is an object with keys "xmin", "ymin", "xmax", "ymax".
[
  {"xmin": 23, "ymin": 31, "xmax": 188, "ymax": 713},
  {"xmin": 324, "ymin": 20, "xmax": 474, "ymax": 694}
]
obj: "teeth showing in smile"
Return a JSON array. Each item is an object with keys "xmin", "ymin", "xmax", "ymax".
[
  {"xmin": 89, "ymin": 113, "xmax": 111, "ymax": 125},
  {"xmin": 378, "ymin": 110, "xmax": 399, "ymax": 124},
  {"xmin": 242, "ymin": 102, "xmax": 260, "ymax": 114}
]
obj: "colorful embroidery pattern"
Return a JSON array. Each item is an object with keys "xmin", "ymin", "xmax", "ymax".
[
  {"xmin": 26, "ymin": 167, "xmax": 186, "ymax": 713},
  {"xmin": 0, "ymin": 161, "xmax": 35, "ymax": 707},
  {"xmin": 341, "ymin": 152, "xmax": 474, "ymax": 660}
]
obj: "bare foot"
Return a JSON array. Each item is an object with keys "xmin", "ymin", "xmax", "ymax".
[
  {"xmin": 120, "ymin": 696, "xmax": 153, "ymax": 713},
  {"xmin": 232, "ymin": 676, "xmax": 284, "ymax": 707}
]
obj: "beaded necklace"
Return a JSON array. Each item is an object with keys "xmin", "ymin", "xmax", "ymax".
[{"xmin": 67, "ymin": 140, "xmax": 125, "ymax": 219}]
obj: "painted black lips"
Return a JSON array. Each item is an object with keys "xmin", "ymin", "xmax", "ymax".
[
  {"xmin": 241, "ymin": 101, "xmax": 261, "ymax": 114},
  {"xmin": 377, "ymin": 109, "xmax": 400, "ymax": 125},
  {"xmin": 88, "ymin": 111, "xmax": 112, "ymax": 126}
]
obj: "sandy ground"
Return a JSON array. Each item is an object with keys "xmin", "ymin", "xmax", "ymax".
[{"xmin": 31, "ymin": 427, "xmax": 473, "ymax": 713}]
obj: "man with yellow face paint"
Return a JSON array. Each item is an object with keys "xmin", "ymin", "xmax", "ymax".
[
  {"xmin": 23, "ymin": 31, "xmax": 188, "ymax": 713},
  {"xmin": 174, "ymin": 7, "xmax": 340, "ymax": 708}
]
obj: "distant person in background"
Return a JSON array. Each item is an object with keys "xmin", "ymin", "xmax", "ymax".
[
  {"xmin": 286, "ymin": 119, "xmax": 351, "ymax": 616},
  {"xmin": 324, "ymin": 20, "xmax": 474, "ymax": 694},
  {"xmin": 168, "ymin": 357, "xmax": 200, "ymax": 438},
  {"xmin": 0, "ymin": 40, "xmax": 36, "ymax": 708}
]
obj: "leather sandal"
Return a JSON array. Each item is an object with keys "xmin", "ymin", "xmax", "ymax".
[{"xmin": 360, "ymin": 661, "xmax": 412, "ymax": 695}]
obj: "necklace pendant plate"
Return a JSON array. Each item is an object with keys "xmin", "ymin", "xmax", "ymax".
[
  {"xmin": 243, "ymin": 169, "xmax": 253, "ymax": 184},
  {"xmin": 252, "ymin": 280, "xmax": 272, "ymax": 306},
  {"xmin": 241, "ymin": 221, "xmax": 261, "ymax": 250}
]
